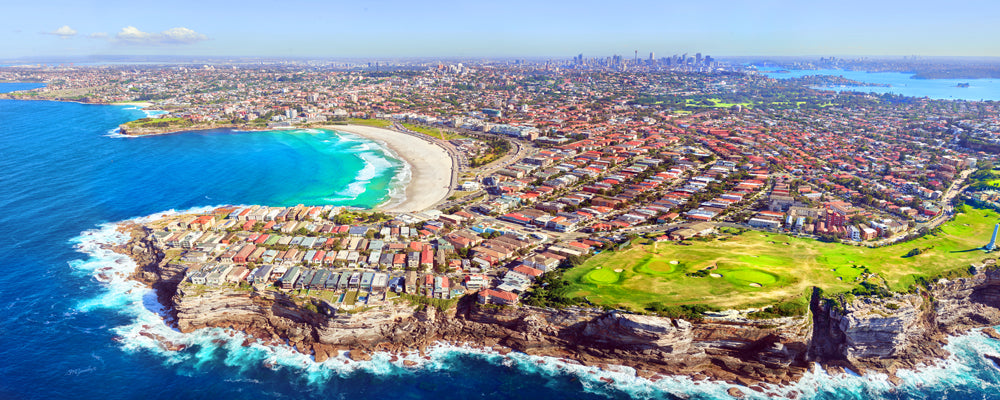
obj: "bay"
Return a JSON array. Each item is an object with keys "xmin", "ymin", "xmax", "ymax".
[{"xmin": 758, "ymin": 67, "xmax": 1000, "ymax": 101}]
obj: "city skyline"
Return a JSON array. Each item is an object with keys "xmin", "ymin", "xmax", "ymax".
[{"xmin": 5, "ymin": 0, "xmax": 1000, "ymax": 59}]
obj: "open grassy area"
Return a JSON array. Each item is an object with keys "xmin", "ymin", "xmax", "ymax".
[
  {"xmin": 124, "ymin": 117, "xmax": 192, "ymax": 128},
  {"xmin": 684, "ymin": 98, "xmax": 753, "ymax": 109},
  {"xmin": 402, "ymin": 123, "xmax": 468, "ymax": 140},
  {"xmin": 566, "ymin": 207, "xmax": 999, "ymax": 310},
  {"xmin": 346, "ymin": 118, "xmax": 392, "ymax": 128}
]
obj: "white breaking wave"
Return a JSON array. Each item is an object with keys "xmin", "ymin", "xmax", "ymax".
[
  {"xmin": 355, "ymin": 139, "xmax": 409, "ymax": 210},
  {"xmin": 142, "ymin": 109, "xmax": 168, "ymax": 118},
  {"xmin": 70, "ymin": 210, "xmax": 1000, "ymax": 398},
  {"xmin": 325, "ymin": 143, "xmax": 400, "ymax": 203},
  {"xmin": 103, "ymin": 127, "xmax": 131, "ymax": 139},
  {"xmin": 325, "ymin": 130, "xmax": 410, "ymax": 208}
]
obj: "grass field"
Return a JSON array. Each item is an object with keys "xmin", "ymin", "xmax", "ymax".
[
  {"xmin": 565, "ymin": 207, "xmax": 998, "ymax": 310},
  {"xmin": 684, "ymin": 98, "xmax": 753, "ymax": 109},
  {"xmin": 124, "ymin": 117, "xmax": 191, "ymax": 128},
  {"xmin": 402, "ymin": 123, "xmax": 468, "ymax": 140},
  {"xmin": 346, "ymin": 118, "xmax": 393, "ymax": 128}
]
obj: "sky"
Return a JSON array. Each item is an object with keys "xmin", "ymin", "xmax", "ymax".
[{"xmin": 4, "ymin": 0, "xmax": 999, "ymax": 59}]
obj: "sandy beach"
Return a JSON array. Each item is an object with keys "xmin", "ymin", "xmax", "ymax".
[{"xmin": 323, "ymin": 125, "xmax": 454, "ymax": 213}]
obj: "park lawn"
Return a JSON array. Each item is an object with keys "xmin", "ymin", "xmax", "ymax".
[
  {"xmin": 124, "ymin": 117, "xmax": 190, "ymax": 127},
  {"xmin": 347, "ymin": 118, "xmax": 392, "ymax": 128},
  {"xmin": 402, "ymin": 123, "xmax": 469, "ymax": 140},
  {"xmin": 439, "ymin": 131, "xmax": 470, "ymax": 140},
  {"xmin": 565, "ymin": 207, "xmax": 998, "ymax": 311},
  {"xmin": 684, "ymin": 98, "xmax": 752, "ymax": 109}
]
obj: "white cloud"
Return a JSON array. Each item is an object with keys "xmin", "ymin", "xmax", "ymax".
[
  {"xmin": 160, "ymin": 27, "xmax": 207, "ymax": 44},
  {"xmin": 89, "ymin": 32, "xmax": 108, "ymax": 39},
  {"xmin": 47, "ymin": 25, "xmax": 78, "ymax": 37},
  {"xmin": 114, "ymin": 26, "xmax": 207, "ymax": 45},
  {"xmin": 116, "ymin": 26, "xmax": 156, "ymax": 43}
]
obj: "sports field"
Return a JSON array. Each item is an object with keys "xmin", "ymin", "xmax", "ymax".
[{"xmin": 565, "ymin": 207, "xmax": 998, "ymax": 310}]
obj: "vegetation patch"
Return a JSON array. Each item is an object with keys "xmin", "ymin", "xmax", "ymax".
[
  {"xmin": 565, "ymin": 206, "xmax": 998, "ymax": 310},
  {"xmin": 584, "ymin": 268, "xmax": 621, "ymax": 284},
  {"xmin": 722, "ymin": 268, "xmax": 780, "ymax": 286},
  {"xmin": 346, "ymin": 118, "xmax": 392, "ymax": 128}
]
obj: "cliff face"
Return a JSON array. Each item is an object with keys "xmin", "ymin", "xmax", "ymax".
[
  {"xmin": 934, "ymin": 269, "xmax": 1000, "ymax": 335},
  {"xmin": 581, "ymin": 313, "xmax": 694, "ymax": 354},
  {"xmin": 807, "ymin": 268, "xmax": 1000, "ymax": 376},
  {"xmin": 836, "ymin": 295, "xmax": 926, "ymax": 360},
  {"xmin": 166, "ymin": 282, "xmax": 815, "ymax": 384},
  {"xmin": 118, "ymin": 228, "xmax": 1000, "ymax": 385}
]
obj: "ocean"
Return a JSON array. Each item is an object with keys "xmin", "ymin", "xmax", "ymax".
[
  {"xmin": 1, "ymin": 83, "xmax": 999, "ymax": 399},
  {"xmin": 757, "ymin": 67, "xmax": 1000, "ymax": 101}
]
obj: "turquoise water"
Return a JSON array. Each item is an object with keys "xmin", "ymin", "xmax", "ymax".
[
  {"xmin": 759, "ymin": 67, "xmax": 1000, "ymax": 101},
  {"xmin": 2, "ymin": 82, "xmax": 1000, "ymax": 399}
]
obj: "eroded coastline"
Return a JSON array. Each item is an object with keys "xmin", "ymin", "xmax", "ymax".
[{"xmin": 107, "ymin": 218, "xmax": 1000, "ymax": 397}]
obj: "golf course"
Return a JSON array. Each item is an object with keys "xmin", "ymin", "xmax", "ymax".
[{"xmin": 564, "ymin": 206, "xmax": 999, "ymax": 310}]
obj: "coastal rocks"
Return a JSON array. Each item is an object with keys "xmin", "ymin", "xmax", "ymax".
[
  {"xmin": 933, "ymin": 269, "xmax": 1000, "ymax": 335},
  {"xmin": 347, "ymin": 349, "xmax": 372, "ymax": 362},
  {"xmin": 807, "ymin": 268, "xmax": 1000, "ymax": 376},
  {"xmin": 836, "ymin": 295, "xmax": 925, "ymax": 360},
  {"xmin": 983, "ymin": 327, "xmax": 1000, "ymax": 340},
  {"xmin": 311, "ymin": 343, "xmax": 337, "ymax": 363},
  {"xmin": 581, "ymin": 312, "xmax": 694, "ymax": 354},
  {"xmin": 316, "ymin": 303, "xmax": 423, "ymax": 347}
]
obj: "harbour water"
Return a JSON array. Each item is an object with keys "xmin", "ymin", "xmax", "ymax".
[{"xmin": 758, "ymin": 67, "xmax": 1000, "ymax": 101}]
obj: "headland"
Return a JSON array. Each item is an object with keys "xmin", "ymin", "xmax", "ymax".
[{"xmin": 113, "ymin": 214, "xmax": 1000, "ymax": 397}]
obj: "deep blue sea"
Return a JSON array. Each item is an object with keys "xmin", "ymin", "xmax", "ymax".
[
  {"xmin": 758, "ymin": 67, "xmax": 1000, "ymax": 101},
  {"xmin": 1, "ymin": 82, "xmax": 1000, "ymax": 399}
]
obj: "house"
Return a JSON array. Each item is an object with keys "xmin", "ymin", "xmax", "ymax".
[
  {"xmin": 281, "ymin": 267, "xmax": 301, "ymax": 290},
  {"xmin": 405, "ymin": 270, "xmax": 418, "ymax": 294},
  {"xmin": 478, "ymin": 289, "xmax": 519, "ymax": 305},
  {"xmin": 522, "ymin": 254, "xmax": 560, "ymax": 272},
  {"xmin": 464, "ymin": 274, "xmax": 489, "ymax": 290}
]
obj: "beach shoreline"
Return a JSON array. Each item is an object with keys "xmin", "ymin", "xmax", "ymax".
[
  {"xmin": 105, "ymin": 120, "xmax": 454, "ymax": 213},
  {"xmin": 323, "ymin": 124, "xmax": 454, "ymax": 213}
]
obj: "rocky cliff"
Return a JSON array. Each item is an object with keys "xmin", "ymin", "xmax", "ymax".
[
  {"xmin": 117, "ymin": 226, "xmax": 1000, "ymax": 389},
  {"xmin": 808, "ymin": 267, "xmax": 1000, "ymax": 379}
]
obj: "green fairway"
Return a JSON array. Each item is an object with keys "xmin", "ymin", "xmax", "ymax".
[
  {"xmin": 723, "ymin": 268, "xmax": 779, "ymax": 286},
  {"xmin": 565, "ymin": 207, "xmax": 999, "ymax": 310},
  {"xmin": 584, "ymin": 269, "xmax": 621, "ymax": 284}
]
